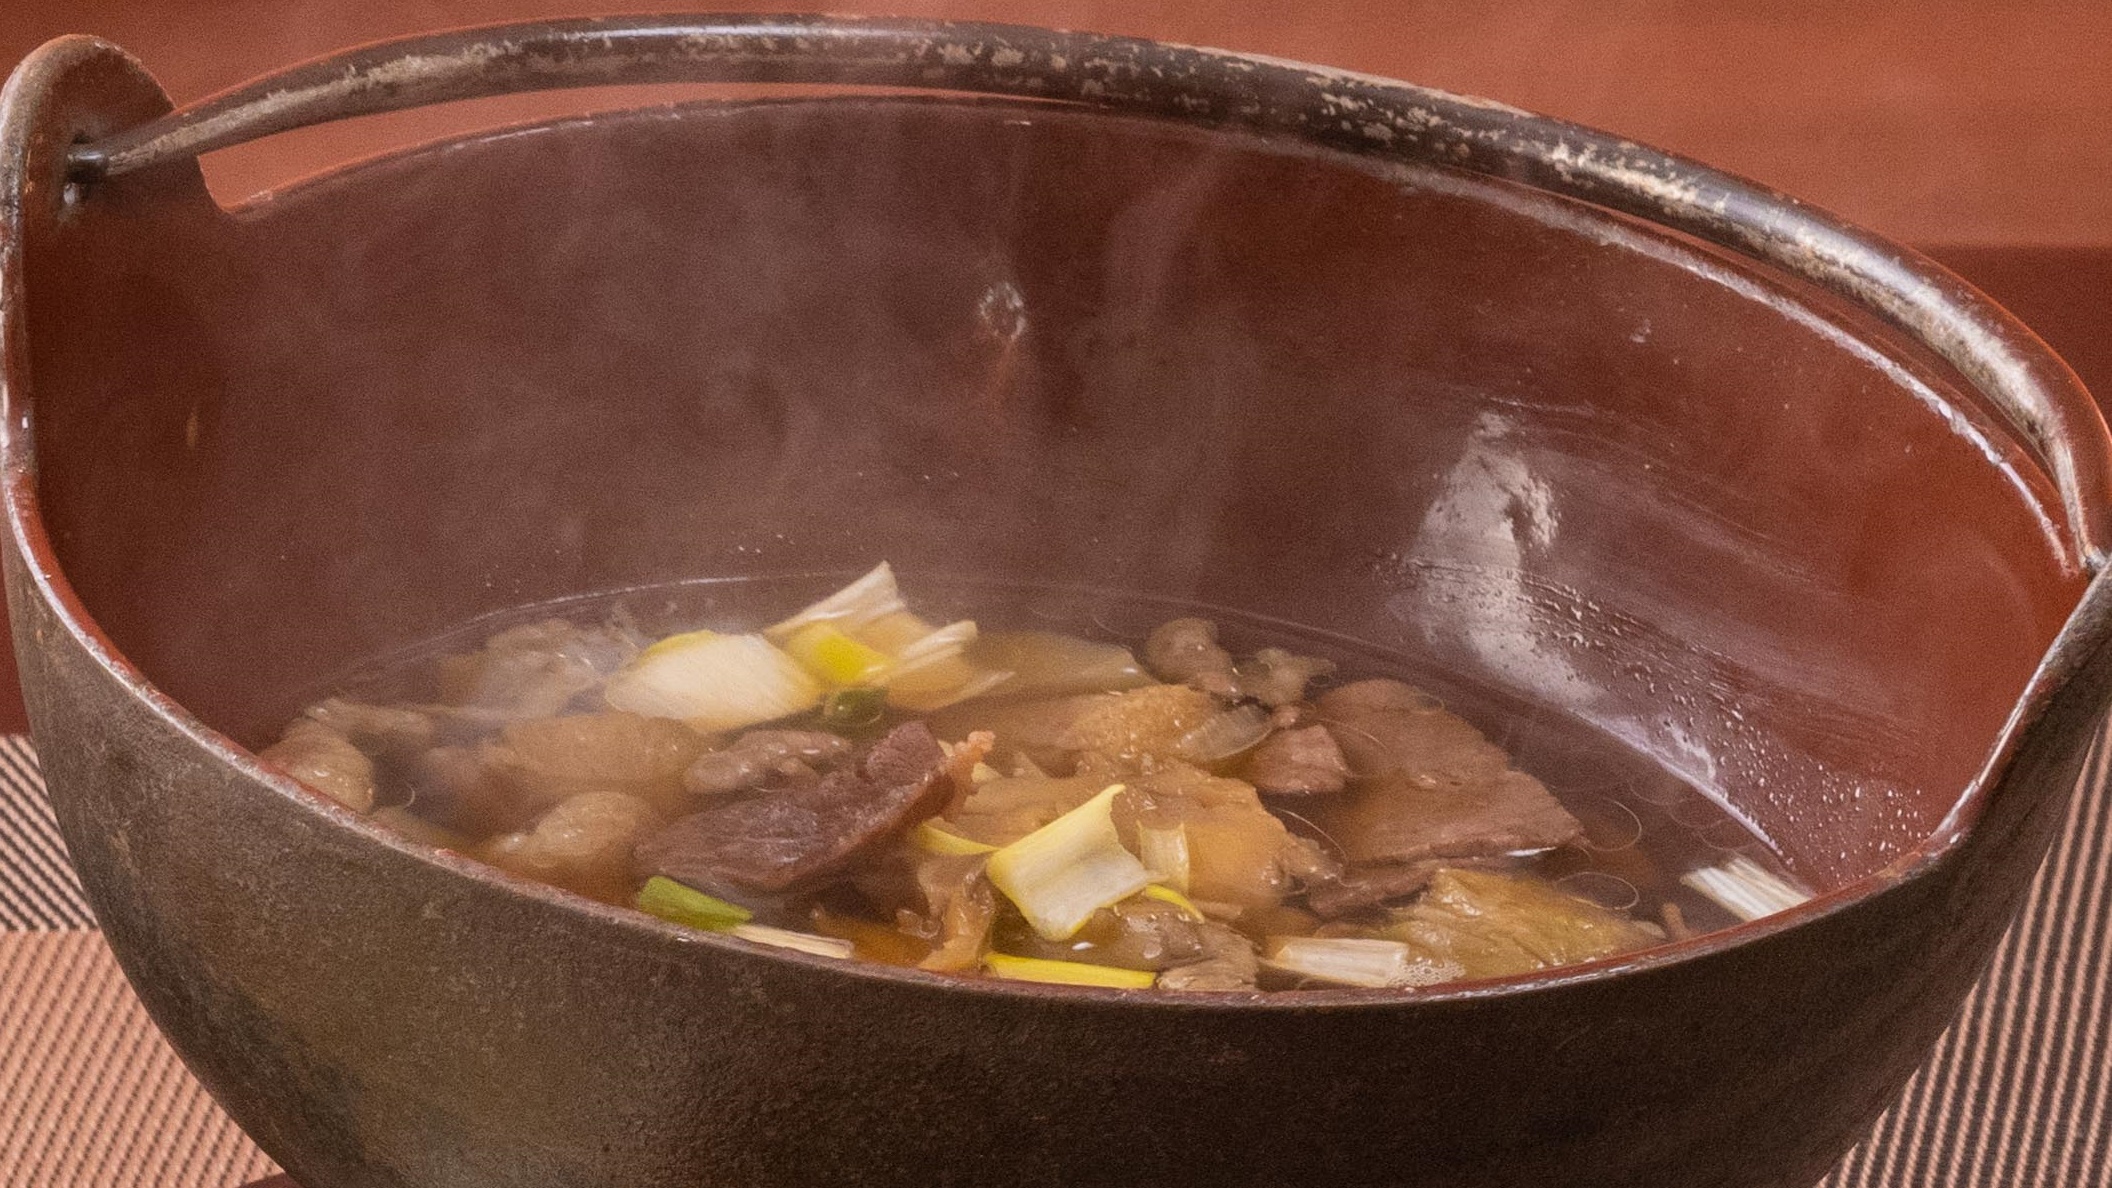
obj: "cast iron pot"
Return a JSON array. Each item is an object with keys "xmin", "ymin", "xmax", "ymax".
[{"xmin": 3, "ymin": 15, "xmax": 2109, "ymax": 1188}]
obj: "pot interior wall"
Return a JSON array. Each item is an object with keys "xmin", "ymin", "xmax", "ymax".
[{"xmin": 21, "ymin": 98, "xmax": 2085, "ymax": 888}]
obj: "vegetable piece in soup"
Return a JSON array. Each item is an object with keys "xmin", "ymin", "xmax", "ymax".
[{"xmin": 267, "ymin": 563, "xmax": 1808, "ymax": 991}]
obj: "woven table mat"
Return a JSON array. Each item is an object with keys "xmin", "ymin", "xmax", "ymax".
[{"xmin": 3, "ymin": 733, "xmax": 2106, "ymax": 1188}]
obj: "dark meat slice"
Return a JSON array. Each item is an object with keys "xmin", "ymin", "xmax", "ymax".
[
  {"xmin": 1243, "ymin": 725, "xmax": 1350, "ymax": 796},
  {"xmin": 1317, "ymin": 769, "xmax": 1580, "ymax": 865},
  {"xmin": 1084, "ymin": 897, "xmax": 1209, "ymax": 971},
  {"xmin": 1143, "ymin": 618, "xmax": 1240, "ymax": 697},
  {"xmin": 1316, "ymin": 679, "xmax": 1508, "ymax": 787},
  {"xmin": 638, "ymin": 722, "xmax": 951, "ymax": 894},
  {"xmin": 684, "ymin": 730, "xmax": 856, "ymax": 798},
  {"xmin": 1304, "ymin": 862, "xmax": 1438, "ymax": 919},
  {"xmin": 1312, "ymin": 678, "xmax": 1580, "ymax": 864}
]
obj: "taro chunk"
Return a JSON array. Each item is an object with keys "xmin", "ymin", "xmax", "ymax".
[
  {"xmin": 479, "ymin": 790, "xmax": 660, "ymax": 904},
  {"xmin": 479, "ymin": 712, "xmax": 708, "ymax": 814},
  {"xmin": 260, "ymin": 719, "xmax": 375, "ymax": 813}
]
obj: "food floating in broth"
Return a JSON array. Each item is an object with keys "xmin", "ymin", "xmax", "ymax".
[{"xmin": 262, "ymin": 563, "xmax": 1810, "ymax": 992}]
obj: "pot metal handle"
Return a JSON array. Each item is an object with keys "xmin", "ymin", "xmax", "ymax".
[{"xmin": 59, "ymin": 12, "xmax": 2112, "ymax": 569}]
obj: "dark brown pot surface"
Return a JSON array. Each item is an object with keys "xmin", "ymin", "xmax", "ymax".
[{"xmin": 4, "ymin": 17, "xmax": 2109, "ymax": 1188}]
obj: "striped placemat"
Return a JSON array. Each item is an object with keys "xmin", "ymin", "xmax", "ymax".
[{"xmin": 2, "ymin": 731, "xmax": 2106, "ymax": 1188}]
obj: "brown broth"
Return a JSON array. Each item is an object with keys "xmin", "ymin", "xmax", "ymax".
[{"xmin": 288, "ymin": 574, "xmax": 1805, "ymax": 986}]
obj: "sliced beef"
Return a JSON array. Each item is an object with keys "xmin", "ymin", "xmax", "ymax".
[
  {"xmin": 1317, "ymin": 679, "xmax": 1508, "ymax": 787},
  {"xmin": 1312, "ymin": 679, "xmax": 1580, "ymax": 864},
  {"xmin": 1084, "ymin": 897, "xmax": 1210, "ymax": 971},
  {"xmin": 1143, "ymin": 618, "xmax": 1240, "ymax": 697},
  {"xmin": 1318, "ymin": 770, "xmax": 1580, "ymax": 865},
  {"xmin": 1304, "ymin": 862, "xmax": 1439, "ymax": 919},
  {"xmin": 1243, "ymin": 725, "xmax": 1350, "ymax": 796},
  {"xmin": 638, "ymin": 722, "xmax": 951, "ymax": 894},
  {"xmin": 684, "ymin": 730, "xmax": 855, "ymax": 798}
]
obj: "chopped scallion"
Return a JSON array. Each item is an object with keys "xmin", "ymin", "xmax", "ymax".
[
  {"xmin": 916, "ymin": 820, "xmax": 999, "ymax": 856},
  {"xmin": 984, "ymin": 952, "xmax": 1156, "ymax": 989},
  {"xmin": 1262, "ymin": 937, "xmax": 1422, "ymax": 989},
  {"xmin": 765, "ymin": 563, "xmax": 907, "ymax": 642},
  {"xmin": 636, "ymin": 876, "xmax": 752, "ymax": 932},
  {"xmin": 820, "ymin": 686, "xmax": 889, "ymax": 729},
  {"xmin": 1135, "ymin": 823, "xmax": 1191, "ymax": 892},
  {"xmin": 1141, "ymin": 884, "xmax": 1205, "ymax": 921},
  {"xmin": 1680, "ymin": 856, "xmax": 1812, "ymax": 922},
  {"xmin": 730, "ymin": 923, "xmax": 856, "ymax": 959}
]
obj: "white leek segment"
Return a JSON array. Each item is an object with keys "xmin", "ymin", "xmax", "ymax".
[
  {"xmin": 780, "ymin": 623, "xmax": 892, "ymax": 686},
  {"xmin": 1135, "ymin": 823, "xmax": 1191, "ymax": 892},
  {"xmin": 986, "ymin": 785, "xmax": 1154, "ymax": 941},
  {"xmin": 1262, "ymin": 937, "xmax": 1423, "ymax": 989},
  {"xmin": 766, "ymin": 562, "xmax": 907, "ymax": 641},
  {"xmin": 1680, "ymin": 856, "xmax": 1812, "ymax": 922},
  {"xmin": 729, "ymin": 924, "xmax": 855, "ymax": 959},
  {"xmin": 966, "ymin": 631, "xmax": 1156, "ymax": 699},
  {"xmin": 603, "ymin": 631, "xmax": 820, "ymax": 731},
  {"xmin": 881, "ymin": 618, "xmax": 1012, "ymax": 711},
  {"xmin": 984, "ymin": 952, "xmax": 1156, "ymax": 989},
  {"xmin": 764, "ymin": 564, "xmax": 1011, "ymax": 709}
]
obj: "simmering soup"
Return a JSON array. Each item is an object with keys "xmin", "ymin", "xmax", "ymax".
[{"xmin": 261, "ymin": 564, "xmax": 1807, "ymax": 991}]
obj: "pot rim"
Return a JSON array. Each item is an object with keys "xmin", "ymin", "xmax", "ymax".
[{"xmin": 4, "ymin": 16, "xmax": 2109, "ymax": 1006}]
